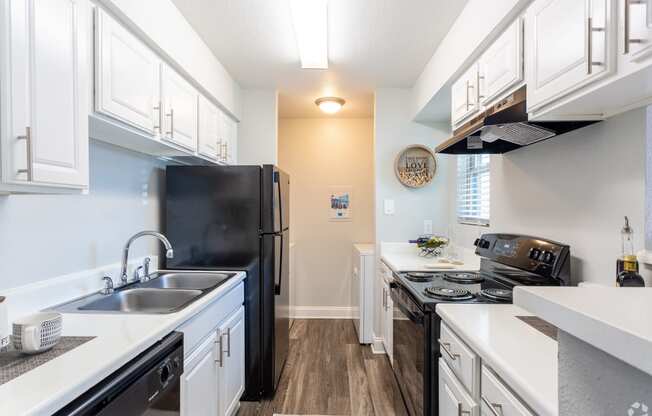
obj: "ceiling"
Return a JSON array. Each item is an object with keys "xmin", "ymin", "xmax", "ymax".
[{"xmin": 171, "ymin": 0, "xmax": 467, "ymax": 118}]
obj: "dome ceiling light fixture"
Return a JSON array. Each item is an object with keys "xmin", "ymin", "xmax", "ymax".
[{"xmin": 315, "ymin": 96, "xmax": 345, "ymax": 114}]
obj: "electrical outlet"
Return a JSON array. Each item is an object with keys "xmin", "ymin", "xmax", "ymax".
[{"xmin": 424, "ymin": 220, "xmax": 433, "ymax": 235}]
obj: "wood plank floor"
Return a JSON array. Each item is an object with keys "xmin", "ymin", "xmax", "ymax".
[{"xmin": 238, "ymin": 319, "xmax": 408, "ymax": 416}]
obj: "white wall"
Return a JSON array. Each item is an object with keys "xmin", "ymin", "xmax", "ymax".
[
  {"xmin": 98, "ymin": 0, "xmax": 241, "ymax": 119},
  {"xmin": 446, "ymin": 108, "xmax": 648, "ymax": 286},
  {"xmin": 278, "ymin": 118, "xmax": 375, "ymax": 315},
  {"xmin": 411, "ymin": 0, "xmax": 531, "ymax": 122},
  {"xmin": 238, "ymin": 89, "xmax": 279, "ymax": 165},
  {"xmin": 375, "ymin": 89, "xmax": 451, "ymax": 242},
  {"xmin": 0, "ymin": 141, "xmax": 165, "ymax": 291}
]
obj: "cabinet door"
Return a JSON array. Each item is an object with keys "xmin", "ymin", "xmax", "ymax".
[
  {"xmin": 198, "ymin": 95, "xmax": 220, "ymax": 160},
  {"xmin": 5, "ymin": 0, "xmax": 90, "ymax": 188},
  {"xmin": 527, "ymin": 0, "xmax": 614, "ymax": 111},
  {"xmin": 161, "ymin": 65, "xmax": 198, "ymax": 152},
  {"xmin": 226, "ymin": 118, "xmax": 238, "ymax": 165},
  {"xmin": 481, "ymin": 365, "xmax": 533, "ymax": 416},
  {"xmin": 624, "ymin": 0, "xmax": 652, "ymax": 62},
  {"xmin": 182, "ymin": 333, "xmax": 218, "ymax": 416},
  {"xmin": 95, "ymin": 9, "xmax": 161, "ymax": 134},
  {"xmin": 479, "ymin": 18, "xmax": 524, "ymax": 105},
  {"xmin": 382, "ymin": 281, "xmax": 393, "ymax": 363},
  {"xmin": 217, "ymin": 306, "xmax": 245, "ymax": 416},
  {"xmin": 451, "ymin": 64, "xmax": 480, "ymax": 127},
  {"xmin": 439, "ymin": 359, "xmax": 478, "ymax": 416}
]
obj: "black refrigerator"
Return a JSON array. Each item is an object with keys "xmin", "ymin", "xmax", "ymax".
[{"xmin": 164, "ymin": 165, "xmax": 290, "ymax": 400}]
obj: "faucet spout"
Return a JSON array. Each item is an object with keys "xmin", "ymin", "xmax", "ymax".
[{"xmin": 120, "ymin": 231, "xmax": 174, "ymax": 285}]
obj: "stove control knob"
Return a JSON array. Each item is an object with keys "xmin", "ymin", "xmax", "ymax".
[
  {"xmin": 529, "ymin": 248, "xmax": 541, "ymax": 260},
  {"xmin": 481, "ymin": 239, "xmax": 491, "ymax": 249},
  {"xmin": 541, "ymin": 251, "xmax": 555, "ymax": 264},
  {"xmin": 474, "ymin": 238, "xmax": 481, "ymax": 247}
]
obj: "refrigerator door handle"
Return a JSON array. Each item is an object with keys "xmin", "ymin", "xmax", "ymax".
[{"xmin": 274, "ymin": 233, "xmax": 283, "ymax": 295}]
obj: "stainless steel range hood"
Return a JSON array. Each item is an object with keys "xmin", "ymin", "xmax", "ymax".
[{"xmin": 435, "ymin": 86, "xmax": 598, "ymax": 154}]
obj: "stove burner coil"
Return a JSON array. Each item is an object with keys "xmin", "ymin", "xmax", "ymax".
[
  {"xmin": 442, "ymin": 272, "xmax": 484, "ymax": 284},
  {"xmin": 405, "ymin": 272, "xmax": 435, "ymax": 282},
  {"xmin": 480, "ymin": 288, "xmax": 513, "ymax": 302},
  {"xmin": 423, "ymin": 286, "xmax": 474, "ymax": 301}
]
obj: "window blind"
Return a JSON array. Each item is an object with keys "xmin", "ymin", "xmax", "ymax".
[{"xmin": 456, "ymin": 154, "xmax": 490, "ymax": 226}]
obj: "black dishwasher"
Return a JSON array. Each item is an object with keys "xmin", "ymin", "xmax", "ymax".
[{"xmin": 55, "ymin": 332, "xmax": 183, "ymax": 416}]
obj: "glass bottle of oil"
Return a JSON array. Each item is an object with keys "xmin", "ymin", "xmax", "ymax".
[{"xmin": 616, "ymin": 216, "xmax": 644, "ymax": 287}]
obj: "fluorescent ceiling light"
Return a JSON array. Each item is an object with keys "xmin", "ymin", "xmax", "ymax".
[
  {"xmin": 315, "ymin": 97, "xmax": 345, "ymax": 114},
  {"xmin": 290, "ymin": 0, "xmax": 328, "ymax": 69}
]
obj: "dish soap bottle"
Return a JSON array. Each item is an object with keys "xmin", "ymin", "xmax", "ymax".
[{"xmin": 616, "ymin": 216, "xmax": 644, "ymax": 287}]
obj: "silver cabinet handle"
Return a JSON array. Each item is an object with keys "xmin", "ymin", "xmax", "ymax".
[
  {"xmin": 481, "ymin": 396, "xmax": 503, "ymax": 416},
  {"xmin": 477, "ymin": 73, "xmax": 485, "ymax": 101},
  {"xmin": 625, "ymin": 0, "xmax": 646, "ymax": 54},
  {"xmin": 16, "ymin": 127, "xmax": 33, "ymax": 181},
  {"xmin": 215, "ymin": 335, "xmax": 224, "ymax": 367},
  {"xmin": 226, "ymin": 327, "xmax": 231, "ymax": 357},
  {"xmin": 438, "ymin": 339, "xmax": 460, "ymax": 361},
  {"xmin": 153, "ymin": 101, "xmax": 162, "ymax": 132},
  {"xmin": 465, "ymin": 80, "xmax": 471, "ymax": 111},
  {"xmin": 458, "ymin": 403, "xmax": 471, "ymax": 416},
  {"xmin": 165, "ymin": 108, "xmax": 174, "ymax": 137},
  {"xmin": 587, "ymin": 16, "xmax": 606, "ymax": 74},
  {"xmin": 382, "ymin": 287, "xmax": 387, "ymax": 310}
]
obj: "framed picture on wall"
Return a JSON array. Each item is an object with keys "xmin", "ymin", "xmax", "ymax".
[{"xmin": 329, "ymin": 186, "xmax": 352, "ymax": 221}]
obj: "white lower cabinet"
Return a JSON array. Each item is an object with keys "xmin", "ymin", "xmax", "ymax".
[
  {"xmin": 382, "ymin": 278, "xmax": 393, "ymax": 364},
  {"xmin": 178, "ymin": 282, "xmax": 245, "ymax": 416},
  {"xmin": 439, "ymin": 359, "xmax": 478, "ymax": 416},
  {"xmin": 182, "ymin": 333, "xmax": 219, "ymax": 416},
  {"xmin": 217, "ymin": 306, "xmax": 245, "ymax": 416},
  {"xmin": 481, "ymin": 365, "xmax": 534, "ymax": 416},
  {"xmin": 439, "ymin": 322, "xmax": 535, "ymax": 416}
]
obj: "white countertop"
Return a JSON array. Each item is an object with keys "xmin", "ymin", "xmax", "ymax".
[
  {"xmin": 436, "ymin": 304, "xmax": 558, "ymax": 416},
  {"xmin": 380, "ymin": 242, "xmax": 480, "ymax": 273},
  {"xmin": 0, "ymin": 272, "xmax": 246, "ymax": 416},
  {"xmin": 353, "ymin": 243, "xmax": 375, "ymax": 256},
  {"xmin": 515, "ymin": 286, "xmax": 652, "ymax": 376}
]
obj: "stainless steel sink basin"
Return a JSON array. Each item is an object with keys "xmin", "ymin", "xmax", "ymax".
[
  {"xmin": 77, "ymin": 288, "xmax": 202, "ymax": 314},
  {"xmin": 51, "ymin": 270, "xmax": 239, "ymax": 315},
  {"xmin": 137, "ymin": 272, "xmax": 234, "ymax": 290}
]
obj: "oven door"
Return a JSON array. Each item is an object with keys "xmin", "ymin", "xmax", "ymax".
[{"xmin": 392, "ymin": 283, "xmax": 430, "ymax": 416}]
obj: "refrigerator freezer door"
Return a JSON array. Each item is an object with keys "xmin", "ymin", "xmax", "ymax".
[{"xmin": 262, "ymin": 166, "xmax": 290, "ymax": 234}]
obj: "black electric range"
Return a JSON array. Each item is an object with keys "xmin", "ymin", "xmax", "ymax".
[{"xmin": 391, "ymin": 233, "xmax": 571, "ymax": 416}]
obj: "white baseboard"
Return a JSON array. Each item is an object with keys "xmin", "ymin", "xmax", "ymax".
[
  {"xmin": 371, "ymin": 336, "xmax": 386, "ymax": 354},
  {"xmin": 290, "ymin": 306, "xmax": 355, "ymax": 319}
]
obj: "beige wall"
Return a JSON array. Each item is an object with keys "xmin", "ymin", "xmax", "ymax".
[{"xmin": 278, "ymin": 118, "xmax": 375, "ymax": 312}]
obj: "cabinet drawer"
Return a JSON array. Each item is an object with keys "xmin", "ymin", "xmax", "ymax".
[
  {"xmin": 481, "ymin": 365, "xmax": 533, "ymax": 416},
  {"xmin": 178, "ymin": 281, "xmax": 244, "ymax": 356},
  {"xmin": 439, "ymin": 359, "xmax": 478, "ymax": 416},
  {"xmin": 439, "ymin": 322, "xmax": 480, "ymax": 398}
]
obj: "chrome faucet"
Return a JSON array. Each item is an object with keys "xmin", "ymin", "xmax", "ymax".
[{"xmin": 120, "ymin": 231, "xmax": 174, "ymax": 285}]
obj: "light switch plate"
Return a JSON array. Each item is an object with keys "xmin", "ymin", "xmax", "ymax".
[
  {"xmin": 384, "ymin": 199, "xmax": 395, "ymax": 215},
  {"xmin": 424, "ymin": 220, "xmax": 433, "ymax": 235}
]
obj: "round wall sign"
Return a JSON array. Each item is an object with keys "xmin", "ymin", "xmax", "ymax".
[{"xmin": 394, "ymin": 145, "xmax": 437, "ymax": 188}]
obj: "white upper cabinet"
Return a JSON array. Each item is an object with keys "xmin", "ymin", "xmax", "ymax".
[
  {"xmin": 217, "ymin": 306, "xmax": 245, "ymax": 416},
  {"xmin": 526, "ymin": 0, "xmax": 615, "ymax": 112},
  {"xmin": 623, "ymin": 0, "xmax": 652, "ymax": 62},
  {"xmin": 1, "ymin": 0, "xmax": 90, "ymax": 192},
  {"xmin": 451, "ymin": 63, "xmax": 480, "ymax": 128},
  {"xmin": 479, "ymin": 18, "xmax": 524, "ymax": 105},
  {"xmin": 161, "ymin": 64, "xmax": 198, "ymax": 152},
  {"xmin": 197, "ymin": 95, "xmax": 220, "ymax": 160},
  {"xmin": 218, "ymin": 112, "xmax": 238, "ymax": 165},
  {"xmin": 95, "ymin": 8, "xmax": 161, "ymax": 135}
]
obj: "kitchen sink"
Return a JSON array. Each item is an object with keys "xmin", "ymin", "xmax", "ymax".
[
  {"xmin": 77, "ymin": 288, "xmax": 203, "ymax": 314},
  {"xmin": 137, "ymin": 272, "xmax": 234, "ymax": 291},
  {"xmin": 51, "ymin": 270, "xmax": 239, "ymax": 315}
]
